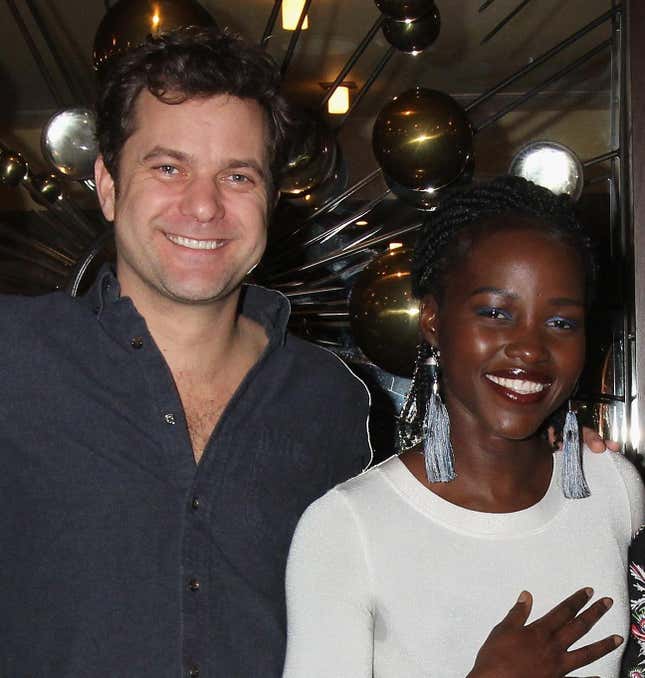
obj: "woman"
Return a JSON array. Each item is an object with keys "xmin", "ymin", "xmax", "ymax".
[{"xmin": 283, "ymin": 176, "xmax": 645, "ymax": 678}]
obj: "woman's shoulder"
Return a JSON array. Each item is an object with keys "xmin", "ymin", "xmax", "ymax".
[
  {"xmin": 582, "ymin": 445, "xmax": 645, "ymax": 535},
  {"xmin": 297, "ymin": 456, "xmax": 401, "ymax": 528}
]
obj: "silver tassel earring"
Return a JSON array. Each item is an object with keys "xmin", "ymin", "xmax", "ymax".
[
  {"xmin": 561, "ymin": 401, "xmax": 590, "ymax": 499},
  {"xmin": 423, "ymin": 349, "xmax": 456, "ymax": 483}
]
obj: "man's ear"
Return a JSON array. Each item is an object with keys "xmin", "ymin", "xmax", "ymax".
[
  {"xmin": 94, "ymin": 155, "xmax": 116, "ymax": 222},
  {"xmin": 419, "ymin": 295, "xmax": 440, "ymax": 348}
]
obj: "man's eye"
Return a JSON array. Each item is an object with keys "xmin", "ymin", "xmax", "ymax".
[
  {"xmin": 476, "ymin": 307, "xmax": 511, "ymax": 320},
  {"xmin": 229, "ymin": 173, "xmax": 250, "ymax": 183},
  {"xmin": 546, "ymin": 316, "xmax": 578, "ymax": 330},
  {"xmin": 155, "ymin": 165, "xmax": 179, "ymax": 176}
]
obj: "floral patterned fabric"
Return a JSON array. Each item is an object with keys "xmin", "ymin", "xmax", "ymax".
[{"xmin": 623, "ymin": 525, "xmax": 645, "ymax": 677}]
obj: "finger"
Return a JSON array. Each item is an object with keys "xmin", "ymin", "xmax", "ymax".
[
  {"xmin": 497, "ymin": 590, "xmax": 533, "ymax": 629},
  {"xmin": 556, "ymin": 597, "xmax": 613, "ymax": 649},
  {"xmin": 532, "ymin": 587, "xmax": 593, "ymax": 633},
  {"xmin": 581, "ymin": 427, "xmax": 606, "ymax": 453},
  {"xmin": 564, "ymin": 634, "xmax": 622, "ymax": 673},
  {"xmin": 547, "ymin": 426, "xmax": 557, "ymax": 447}
]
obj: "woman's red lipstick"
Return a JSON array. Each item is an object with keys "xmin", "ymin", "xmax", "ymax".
[{"xmin": 484, "ymin": 369, "xmax": 553, "ymax": 404}]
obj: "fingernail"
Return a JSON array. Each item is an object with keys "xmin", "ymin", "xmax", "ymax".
[
  {"xmin": 602, "ymin": 597, "xmax": 613, "ymax": 609},
  {"xmin": 613, "ymin": 635, "xmax": 624, "ymax": 647},
  {"xmin": 584, "ymin": 587, "xmax": 594, "ymax": 598},
  {"xmin": 517, "ymin": 591, "xmax": 530, "ymax": 604}
]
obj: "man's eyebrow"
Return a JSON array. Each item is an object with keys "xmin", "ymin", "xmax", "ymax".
[
  {"xmin": 223, "ymin": 159, "xmax": 266, "ymax": 179},
  {"xmin": 141, "ymin": 146, "xmax": 192, "ymax": 163},
  {"xmin": 469, "ymin": 286, "xmax": 519, "ymax": 299}
]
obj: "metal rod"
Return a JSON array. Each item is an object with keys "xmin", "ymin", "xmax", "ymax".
[
  {"xmin": 305, "ymin": 168, "xmax": 383, "ymax": 221},
  {"xmin": 269, "ymin": 191, "xmax": 389, "ymax": 267},
  {"xmin": 583, "ymin": 149, "xmax": 620, "ymax": 167},
  {"xmin": 260, "ymin": 0, "xmax": 283, "ymax": 49},
  {"xmin": 5, "ymin": 0, "xmax": 64, "ymax": 106},
  {"xmin": 276, "ymin": 257, "xmax": 375, "ymax": 291},
  {"xmin": 466, "ymin": 7, "xmax": 618, "ymax": 113},
  {"xmin": 615, "ymin": 7, "xmax": 634, "ymax": 453},
  {"xmin": 25, "ymin": 0, "xmax": 87, "ymax": 104},
  {"xmin": 66, "ymin": 226, "xmax": 114, "ymax": 297},
  {"xmin": 269, "ymin": 222, "xmax": 420, "ymax": 281},
  {"xmin": 280, "ymin": 0, "xmax": 314, "ymax": 78},
  {"xmin": 481, "ymin": 0, "xmax": 534, "ymax": 45},
  {"xmin": 291, "ymin": 308, "xmax": 349, "ymax": 318},
  {"xmin": 0, "ymin": 223, "xmax": 75, "ymax": 266},
  {"xmin": 475, "ymin": 39, "xmax": 612, "ymax": 133},
  {"xmin": 275, "ymin": 169, "xmax": 384, "ymax": 249},
  {"xmin": 584, "ymin": 173, "xmax": 612, "ymax": 186},
  {"xmin": 478, "ymin": 0, "xmax": 497, "ymax": 11},
  {"xmin": 283, "ymin": 285, "xmax": 346, "ymax": 297},
  {"xmin": 320, "ymin": 15, "xmax": 385, "ymax": 109},
  {"xmin": 335, "ymin": 46, "xmax": 396, "ymax": 128}
]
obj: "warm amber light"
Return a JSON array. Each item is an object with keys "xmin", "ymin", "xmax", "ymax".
[
  {"xmin": 282, "ymin": 0, "xmax": 309, "ymax": 30},
  {"xmin": 327, "ymin": 86, "xmax": 350, "ymax": 115},
  {"xmin": 151, "ymin": 5, "xmax": 161, "ymax": 31},
  {"xmin": 389, "ymin": 242, "xmax": 403, "ymax": 251}
]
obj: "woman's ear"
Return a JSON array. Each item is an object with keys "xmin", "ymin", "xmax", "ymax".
[{"xmin": 419, "ymin": 295, "xmax": 440, "ymax": 348}]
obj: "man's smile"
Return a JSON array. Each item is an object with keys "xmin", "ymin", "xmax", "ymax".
[{"xmin": 165, "ymin": 233, "xmax": 227, "ymax": 250}]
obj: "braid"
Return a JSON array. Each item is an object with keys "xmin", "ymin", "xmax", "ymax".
[{"xmin": 396, "ymin": 175, "xmax": 596, "ymax": 451}]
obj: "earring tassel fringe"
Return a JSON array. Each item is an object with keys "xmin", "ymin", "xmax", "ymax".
[
  {"xmin": 561, "ymin": 409, "xmax": 590, "ymax": 499},
  {"xmin": 423, "ymin": 392, "xmax": 456, "ymax": 483}
]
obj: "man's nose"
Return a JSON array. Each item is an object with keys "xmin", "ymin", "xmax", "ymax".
[{"xmin": 179, "ymin": 176, "xmax": 225, "ymax": 223}]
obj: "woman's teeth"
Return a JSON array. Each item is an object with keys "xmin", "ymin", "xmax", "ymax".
[
  {"xmin": 167, "ymin": 234, "xmax": 225, "ymax": 250},
  {"xmin": 485, "ymin": 375, "xmax": 549, "ymax": 394}
]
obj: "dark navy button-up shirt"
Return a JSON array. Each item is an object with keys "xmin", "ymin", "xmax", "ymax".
[{"xmin": 0, "ymin": 268, "xmax": 371, "ymax": 678}]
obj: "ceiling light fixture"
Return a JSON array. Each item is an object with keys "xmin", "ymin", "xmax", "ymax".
[
  {"xmin": 320, "ymin": 81, "xmax": 356, "ymax": 116},
  {"xmin": 327, "ymin": 86, "xmax": 350, "ymax": 115},
  {"xmin": 282, "ymin": 0, "xmax": 309, "ymax": 30}
]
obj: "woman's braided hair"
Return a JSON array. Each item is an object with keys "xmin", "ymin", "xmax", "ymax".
[{"xmin": 397, "ymin": 175, "xmax": 596, "ymax": 450}]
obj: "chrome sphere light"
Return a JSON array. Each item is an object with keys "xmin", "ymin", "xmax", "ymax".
[
  {"xmin": 509, "ymin": 141, "xmax": 584, "ymax": 201},
  {"xmin": 41, "ymin": 108, "xmax": 98, "ymax": 181}
]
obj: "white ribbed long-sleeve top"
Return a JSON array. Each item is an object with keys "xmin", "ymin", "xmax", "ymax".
[{"xmin": 283, "ymin": 448, "xmax": 644, "ymax": 678}]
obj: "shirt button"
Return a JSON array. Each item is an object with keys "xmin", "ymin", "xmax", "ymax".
[
  {"xmin": 130, "ymin": 336, "xmax": 144, "ymax": 349},
  {"xmin": 164, "ymin": 413, "xmax": 176, "ymax": 425},
  {"xmin": 191, "ymin": 496, "xmax": 200, "ymax": 510},
  {"xmin": 186, "ymin": 666, "xmax": 200, "ymax": 678},
  {"xmin": 188, "ymin": 578, "xmax": 200, "ymax": 592}
]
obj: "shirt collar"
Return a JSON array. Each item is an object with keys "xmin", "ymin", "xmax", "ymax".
[{"xmin": 84, "ymin": 264, "xmax": 291, "ymax": 347}]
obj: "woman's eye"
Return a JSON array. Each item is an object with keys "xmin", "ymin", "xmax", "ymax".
[
  {"xmin": 476, "ymin": 307, "xmax": 511, "ymax": 320},
  {"xmin": 546, "ymin": 316, "xmax": 578, "ymax": 330}
]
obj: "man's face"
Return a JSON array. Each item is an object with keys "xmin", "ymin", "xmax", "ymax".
[{"xmin": 95, "ymin": 91, "xmax": 272, "ymax": 307}]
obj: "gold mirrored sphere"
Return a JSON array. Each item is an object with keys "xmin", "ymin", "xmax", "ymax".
[
  {"xmin": 93, "ymin": 0, "xmax": 216, "ymax": 70},
  {"xmin": 382, "ymin": 6, "xmax": 441, "ymax": 54},
  {"xmin": 0, "ymin": 151, "xmax": 29, "ymax": 187},
  {"xmin": 375, "ymin": 0, "xmax": 435, "ymax": 20},
  {"xmin": 372, "ymin": 87, "xmax": 473, "ymax": 191},
  {"xmin": 281, "ymin": 115, "xmax": 338, "ymax": 196},
  {"xmin": 349, "ymin": 248, "xmax": 419, "ymax": 378},
  {"xmin": 31, "ymin": 174, "xmax": 65, "ymax": 205}
]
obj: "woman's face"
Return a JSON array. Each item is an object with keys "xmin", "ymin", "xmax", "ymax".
[{"xmin": 420, "ymin": 217, "xmax": 587, "ymax": 442}]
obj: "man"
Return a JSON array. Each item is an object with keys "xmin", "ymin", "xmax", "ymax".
[{"xmin": 0, "ymin": 27, "xmax": 371, "ymax": 677}]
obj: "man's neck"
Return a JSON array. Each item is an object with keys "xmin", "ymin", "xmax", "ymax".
[{"xmin": 121, "ymin": 279, "xmax": 250, "ymax": 382}]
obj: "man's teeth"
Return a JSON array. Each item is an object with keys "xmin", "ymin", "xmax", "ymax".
[
  {"xmin": 167, "ymin": 234, "xmax": 225, "ymax": 250},
  {"xmin": 486, "ymin": 375, "xmax": 549, "ymax": 394}
]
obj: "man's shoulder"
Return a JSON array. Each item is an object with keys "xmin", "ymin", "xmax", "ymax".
[
  {"xmin": 283, "ymin": 333, "xmax": 367, "ymax": 390},
  {"xmin": 0, "ymin": 290, "xmax": 87, "ymax": 338}
]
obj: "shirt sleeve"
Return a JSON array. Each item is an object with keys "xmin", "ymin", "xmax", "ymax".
[
  {"xmin": 282, "ymin": 488, "xmax": 374, "ymax": 678},
  {"xmin": 611, "ymin": 451, "xmax": 645, "ymax": 537}
]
